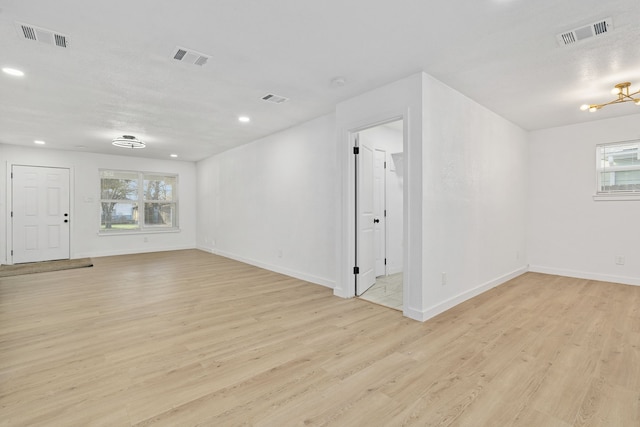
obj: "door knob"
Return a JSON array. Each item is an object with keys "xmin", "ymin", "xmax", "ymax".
[
  {"xmin": 64, "ymin": 219, "xmax": 68, "ymax": 223},
  {"xmin": 374, "ymin": 218, "xmax": 380, "ymax": 223},
  {"xmin": 64, "ymin": 213, "xmax": 68, "ymax": 217}
]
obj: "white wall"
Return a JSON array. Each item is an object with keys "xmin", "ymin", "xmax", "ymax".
[
  {"xmin": 528, "ymin": 114, "xmax": 640, "ymax": 285},
  {"xmin": 335, "ymin": 73, "xmax": 425, "ymax": 320},
  {"xmin": 420, "ymin": 73, "xmax": 529, "ymax": 320},
  {"xmin": 335, "ymin": 72, "xmax": 528, "ymax": 321},
  {"xmin": 0, "ymin": 144, "xmax": 196, "ymax": 263},
  {"xmin": 359, "ymin": 124, "xmax": 404, "ymax": 275},
  {"xmin": 196, "ymin": 114, "xmax": 337, "ymax": 288}
]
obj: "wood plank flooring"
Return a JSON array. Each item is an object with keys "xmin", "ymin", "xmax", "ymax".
[{"xmin": 1, "ymin": 249, "xmax": 639, "ymax": 426}]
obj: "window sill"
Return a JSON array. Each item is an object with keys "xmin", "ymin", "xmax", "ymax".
[
  {"xmin": 593, "ymin": 193, "xmax": 640, "ymax": 201},
  {"xmin": 98, "ymin": 228, "xmax": 181, "ymax": 236}
]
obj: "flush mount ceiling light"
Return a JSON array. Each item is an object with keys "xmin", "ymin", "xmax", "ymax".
[
  {"xmin": 580, "ymin": 82, "xmax": 640, "ymax": 112},
  {"xmin": 112, "ymin": 135, "xmax": 146, "ymax": 149},
  {"xmin": 238, "ymin": 116, "xmax": 250, "ymax": 123}
]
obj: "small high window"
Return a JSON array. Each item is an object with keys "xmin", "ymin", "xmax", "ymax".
[
  {"xmin": 100, "ymin": 170, "xmax": 178, "ymax": 232},
  {"xmin": 595, "ymin": 140, "xmax": 640, "ymax": 200}
]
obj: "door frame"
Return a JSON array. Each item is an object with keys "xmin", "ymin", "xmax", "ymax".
[
  {"xmin": 5, "ymin": 162, "xmax": 74, "ymax": 265},
  {"xmin": 346, "ymin": 116, "xmax": 406, "ymax": 300}
]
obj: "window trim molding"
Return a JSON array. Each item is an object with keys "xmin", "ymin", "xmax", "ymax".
[
  {"xmin": 593, "ymin": 193, "xmax": 640, "ymax": 202},
  {"xmin": 97, "ymin": 229, "xmax": 182, "ymax": 237}
]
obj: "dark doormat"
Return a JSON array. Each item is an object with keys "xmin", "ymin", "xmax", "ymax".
[{"xmin": 0, "ymin": 258, "xmax": 93, "ymax": 278}]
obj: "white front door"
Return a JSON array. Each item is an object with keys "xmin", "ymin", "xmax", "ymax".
[
  {"xmin": 374, "ymin": 149, "xmax": 386, "ymax": 277},
  {"xmin": 12, "ymin": 165, "xmax": 70, "ymax": 263},
  {"xmin": 357, "ymin": 138, "xmax": 376, "ymax": 295}
]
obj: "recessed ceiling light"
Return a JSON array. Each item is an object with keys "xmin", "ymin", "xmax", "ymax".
[
  {"xmin": 170, "ymin": 154, "xmax": 178, "ymax": 158},
  {"xmin": 34, "ymin": 140, "xmax": 46, "ymax": 145},
  {"xmin": 2, "ymin": 67, "xmax": 24, "ymax": 77},
  {"xmin": 238, "ymin": 116, "xmax": 251, "ymax": 123}
]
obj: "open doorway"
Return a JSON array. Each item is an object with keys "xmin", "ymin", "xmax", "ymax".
[{"xmin": 355, "ymin": 119, "xmax": 404, "ymax": 310}]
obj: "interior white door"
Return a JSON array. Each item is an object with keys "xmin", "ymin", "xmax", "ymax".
[
  {"xmin": 357, "ymin": 138, "xmax": 376, "ymax": 295},
  {"xmin": 12, "ymin": 165, "xmax": 70, "ymax": 263},
  {"xmin": 374, "ymin": 149, "xmax": 386, "ymax": 277}
]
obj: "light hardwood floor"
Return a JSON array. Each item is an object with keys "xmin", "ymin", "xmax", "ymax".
[{"xmin": 1, "ymin": 249, "xmax": 639, "ymax": 426}]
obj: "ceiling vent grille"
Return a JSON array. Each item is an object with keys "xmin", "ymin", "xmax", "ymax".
[
  {"xmin": 556, "ymin": 17, "xmax": 613, "ymax": 46},
  {"xmin": 17, "ymin": 22, "xmax": 69, "ymax": 47},
  {"xmin": 172, "ymin": 47, "xmax": 209, "ymax": 66},
  {"xmin": 261, "ymin": 93, "xmax": 290, "ymax": 104}
]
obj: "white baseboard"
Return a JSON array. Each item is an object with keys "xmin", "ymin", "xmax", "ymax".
[
  {"xmin": 75, "ymin": 244, "xmax": 196, "ymax": 259},
  {"xmin": 528, "ymin": 265, "xmax": 640, "ymax": 286},
  {"xmin": 198, "ymin": 246, "xmax": 335, "ymax": 289},
  {"xmin": 402, "ymin": 305, "xmax": 426, "ymax": 322},
  {"xmin": 411, "ymin": 266, "xmax": 529, "ymax": 322}
]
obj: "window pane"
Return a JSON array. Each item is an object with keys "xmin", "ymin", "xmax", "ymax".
[
  {"xmin": 100, "ymin": 202, "xmax": 139, "ymax": 230},
  {"xmin": 144, "ymin": 203, "xmax": 175, "ymax": 227},
  {"xmin": 599, "ymin": 143, "xmax": 640, "ymax": 168},
  {"xmin": 144, "ymin": 175, "xmax": 175, "ymax": 201},
  {"xmin": 600, "ymin": 171, "xmax": 640, "ymax": 192},
  {"xmin": 100, "ymin": 171, "xmax": 138, "ymax": 200}
]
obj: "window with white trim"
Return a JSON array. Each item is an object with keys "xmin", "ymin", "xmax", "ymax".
[
  {"xmin": 596, "ymin": 140, "xmax": 640, "ymax": 199},
  {"xmin": 100, "ymin": 170, "xmax": 178, "ymax": 232}
]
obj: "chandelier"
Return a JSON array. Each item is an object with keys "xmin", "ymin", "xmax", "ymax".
[
  {"xmin": 580, "ymin": 82, "xmax": 640, "ymax": 112},
  {"xmin": 112, "ymin": 135, "xmax": 146, "ymax": 149}
]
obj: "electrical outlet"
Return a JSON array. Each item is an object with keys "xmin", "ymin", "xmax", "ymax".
[
  {"xmin": 615, "ymin": 256, "xmax": 625, "ymax": 265},
  {"xmin": 441, "ymin": 272, "xmax": 447, "ymax": 286}
]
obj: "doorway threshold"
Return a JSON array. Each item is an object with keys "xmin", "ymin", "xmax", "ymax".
[{"xmin": 358, "ymin": 273, "xmax": 403, "ymax": 311}]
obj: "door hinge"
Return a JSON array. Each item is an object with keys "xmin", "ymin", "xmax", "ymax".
[
  {"xmin": 384, "ymin": 209, "xmax": 387, "ymax": 217},
  {"xmin": 384, "ymin": 161, "xmax": 387, "ymax": 168},
  {"xmin": 353, "ymin": 266, "xmax": 359, "ymax": 275},
  {"xmin": 353, "ymin": 146, "xmax": 359, "ymax": 155},
  {"xmin": 10, "ymin": 172, "xmax": 13, "ymax": 179},
  {"xmin": 384, "ymin": 258, "xmax": 387, "ymax": 265},
  {"xmin": 11, "ymin": 211, "xmax": 13, "ymax": 218},
  {"xmin": 11, "ymin": 250, "xmax": 13, "ymax": 256}
]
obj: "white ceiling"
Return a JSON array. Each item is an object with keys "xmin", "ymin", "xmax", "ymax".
[{"xmin": 1, "ymin": 0, "xmax": 640, "ymax": 161}]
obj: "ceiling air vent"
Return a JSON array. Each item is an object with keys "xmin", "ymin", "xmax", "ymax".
[
  {"xmin": 17, "ymin": 22, "xmax": 69, "ymax": 47},
  {"xmin": 556, "ymin": 17, "xmax": 613, "ymax": 46},
  {"xmin": 261, "ymin": 93, "xmax": 289, "ymax": 104},
  {"xmin": 172, "ymin": 46, "xmax": 209, "ymax": 66}
]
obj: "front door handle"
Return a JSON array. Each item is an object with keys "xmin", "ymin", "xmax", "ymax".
[{"xmin": 374, "ymin": 218, "xmax": 380, "ymax": 224}]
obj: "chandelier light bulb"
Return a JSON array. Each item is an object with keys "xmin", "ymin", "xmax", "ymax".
[
  {"xmin": 611, "ymin": 87, "xmax": 622, "ymax": 95},
  {"xmin": 589, "ymin": 106, "xmax": 598, "ymax": 112},
  {"xmin": 580, "ymin": 104, "xmax": 590, "ymax": 111}
]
